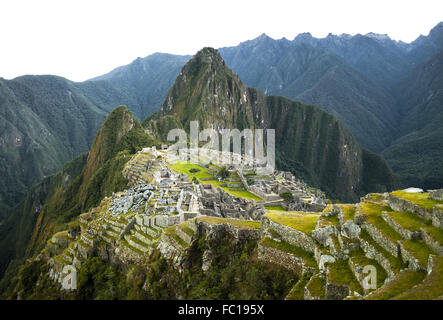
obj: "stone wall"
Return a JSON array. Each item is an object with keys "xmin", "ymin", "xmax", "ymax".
[
  {"xmin": 325, "ymin": 283, "xmax": 349, "ymax": 300},
  {"xmin": 359, "ymin": 237, "xmax": 395, "ymax": 279},
  {"xmin": 362, "ymin": 222, "xmax": 399, "ymax": 258},
  {"xmin": 429, "ymin": 189, "xmax": 443, "ymax": 201},
  {"xmin": 257, "ymin": 242, "xmax": 315, "ymax": 276},
  {"xmin": 388, "ymin": 195, "xmax": 432, "ymax": 220},
  {"xmin": 421, "ymin": 228, "xmax": 443, "ymax": 256},
  {"xmin": 398, "ymin": 241, "xmax": 426, "ymax": 272},
  {"xmin": 382, "ymin": 212, "xmax": 421, "ymax": 240},
  {"xmin": 432, "ymin": 206, "xmax": 443, "ymax": 229},
  {"xmin": 261, "ymin": 216, "xmax": 317, "ymax": 253},
  {"xmin": 175, "ymin": 225, "xmax": 194, "ymax": 246}
]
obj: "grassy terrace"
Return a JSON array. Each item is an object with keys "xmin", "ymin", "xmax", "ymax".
[
  {"xmin": 391, "ymin": 191, "xmax": 443, "ymax": 210},
  {"xmin": 121, "ymin": 239, "xmax": 145, "ymax": 255},
  {"xmin": 264, "ymin": 205, "xmax": 286, "ymax": 211},
  {"xmin": 178, "ymin": 222, "xmax": 196, "ymax": 237},
  {"xmin": 286, "ymin": 273, "xmax": 311, "ymax": 300},
  {"xmin": 350, "ymin": 249, "xmax": 387, "ymax": 289},
  {"xmin": 393, "ymin": 256, "xmax": 443, "ymax": 300},
  {"xmin": 54, "ymin": 255, "xmax": 71, "ymax": 265},
  {"xmin": 261, "ymin": 237, "xmax": 317, "ymax": 268},
  {"xmin": 387, "ymin": 210, "xmax": 430, "ymax": 232},
  {"xmin": 197, "ymin": 216, "xmax": 260, "ymax": 229},
  {"xmin": 423, "ymin": 225, "xmax": 443, "ymax": 245},
  {"xmin": 359, "ymin": 229, "xmax": 406, "ymax": 273},
  {"xmin": 168, "ymin": 160, "xmax": 262, "ymax": 201},
  {"xmin": 164, "ymin": 226, "xmax": 190, "ymax": 248},
  {"xmin": 129, "ymin": 235, "xmax": 151, "ymax": 249},
  {"xmin": 401, "ymin": 239, "xmax": 435, "ymax": 267},
  {"xmin": 265, "ymin": 211, "xmax": 320, "ymax": 235},
  {"xmin": 306, "ymin": 274, "xmax": 326, "ymax": 298},
  {"xmin": 360, "ymin": 202, "xmax": 403, "ymax": 243},
  {"xmin": 328, "ymin": 260, "xmax": 363, "ymax": 295},
  {"xmin": 365, "ymin": 269, "xmax": 426, "ymax": 300},
  {"xmin": 340, "ymin": 204, "xmax": 356, "ymax": 221}
]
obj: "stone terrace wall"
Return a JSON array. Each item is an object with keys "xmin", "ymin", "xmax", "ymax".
[
  {"xmin": 388, "ymin": 195, "xmax": 432, "ymax": 220},
  {"xmin": 261, "ymin": 216, "xmax": 317, "ymax": 253}
]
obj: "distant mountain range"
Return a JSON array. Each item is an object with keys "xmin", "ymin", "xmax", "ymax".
[{"xmin": 1, "ymin": 22, "xmax": 442, "ymax": 215}]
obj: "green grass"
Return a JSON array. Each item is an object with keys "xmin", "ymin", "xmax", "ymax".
[
  {"xmin": 264, "ymin": 205, "xmax": 286, "ymax": 211},
  {"xmin": 387, "ymin": 210, "xmax": 430, "ymax": 232},
  {"xmin": 360, "ymin": 202, "xmax": 402, "ymax": 243},
  {"xmin": 365, "ymin": 270, "xmax": 426, "ymax": 300},
  {"xmin": 129, "ymin": 235, "xmax": 151, "ymax": 249},
  {"xmin": 401, "ymin": 240, "xmax": 435, "ymax": 267},
  {"xmin": 327, "ymin": 260, "xmax": 363, "ymax": 295},
  {"xmin": 265, "ymin": 211, "xmax": 320, "ymax": 235},
  {"xmin": 261, "ymin": 237, "xmax": 317, "ymax": 268},
  {"xmin": 54, "ymin": 255, "xmax": 72, "ymax": 265},
  {"xmin": 178, "ymin": 222, "xmax": 196, "ymax": 238},
  {"xmin": 340, "ymin": 204, "xmax": 356, "ymax": 221},
  {"xmin": 350, "ymin": 249, "xmax": 387, "ymax": 290},
  {"xmin": 286, "ymin": 273, "xmax": 311, "ymax": 300},
  {"xmin": 168, "ymin": 161, "xmax": 262, "ymax": 201},
  {"xmin": 359, "ymin": 229, "xmax": 406, "ymax": 273},
  {"xmin": 393, "ymin": 256, "xmax": 443, "ymax": 300},
  {"xmin": 224, "ymin": 188, "xmax": 262, "ymax": 201},
  {"xmin": 422, "ymin": 225, "xmax": 443, "ymax": 245},
  {"xmin": 168, "ymin": 161, "xmax": 214, "ymax": 179},
  {"xmin": 320, "ymin": 213, "xmax": 340, "ymax": 226},
  {"xmin": 135, "ymin": 229, "xmax": 154, "ymax": 241},
  {"xmin": 391, "ymin": 191, "xmax": 443, "ymax": 210},
  {"xmin": 197, "ymin": 216, "xmax": 260, "ymax": 229},
  {"xmin": 121, "ymin": 239, "xmax": 145, "ymax": 255},
  {"xmin": 78, "ymin": 239, "xmax": 92, "ymax": 249},
  {"xmin": 306, "ymin": 273, "xmax": 326, "ymax": 298},
  {"xmin": 164, "ymin": 226, "xmax": 189, "ymax": 248}
]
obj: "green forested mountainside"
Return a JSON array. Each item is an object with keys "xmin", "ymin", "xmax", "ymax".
[
  {"xmin": 382, "ymin": 52, "xmax": 443, "ymax": 189},
  {"xmin": 0, "ymin": 106, "xmax": 158, "ymax": 280},
  {"xmin": 147, "ymin": 47, "xmax": 395, "ymax": 201},
  {"xmin": 0, "ymin": 76, "xmax": 106, "ymax": 215},
  {"xmin": 0, "ymin": 54, "xmax": 186, "ymax": 215}
]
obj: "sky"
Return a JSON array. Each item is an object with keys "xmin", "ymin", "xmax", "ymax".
[{"xmin": 0, "ymin": 0, "xmax": 442, "ymax": 82}]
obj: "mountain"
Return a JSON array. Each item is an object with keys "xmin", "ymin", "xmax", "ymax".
[
  {"xmin": 0, "ymin": 106, "xmax": 158, "ymax": 278},
  {"xmin": 219, "ymin": 40, "xmax": 399, "ymax": 152},
  {"xmin": 408, "ymin": 22, "xmax": 443, "ymax": 66},
  {"xmin": 2, "ymin": 22, "xmax": 443, "ymax": 219},
  {"xmin": 147, "ymin": 47, "xmax": 395, "ymax": 201},
  {"xmin": 0, "ymin": 76, "xmax": 106, "ymax": 216},
  {"xmin": 0, "ymin": 54, "xmax": 187, "ymax": 216},
  {"xmin": 382, "ymin": 51, "xmax": 443, "ymax": 188},
  {"xmin": 84, "ymin": 53, "xmax": 191, "ymax": 120}
]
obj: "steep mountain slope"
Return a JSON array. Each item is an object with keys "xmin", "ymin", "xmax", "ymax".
[
  {"xmin": 408, "ymin": 22, "xmax": 443, "ymax": 66},
  {"xmin": 84, "ymin": 53, "xmax": 191, "ymax": 120},
  {"xmin": 219, "ymin": 37, "xmax": 400, "ymax": 152},
  {"xmin": 382, "ymin": 52, "xmax": 443, "ymax": 188},
  {"xmin": 0, "ymin": 76, "xmax": 106, "ymax": 215},
  {"xmin": 292, "ymin": 32, "xmax": 410, "ymax": 87},
  {"xmin": 0, "ymin": 106, "xmax": 158, "ymax": 279},
  {"xmin": 147, "ymin": 47, "xmax": 395, "ymax": 201}
]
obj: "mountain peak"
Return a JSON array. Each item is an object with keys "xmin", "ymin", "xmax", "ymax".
[{"xmin": 365, "ymin": 32, "xmax": 391, "ymax": 41}]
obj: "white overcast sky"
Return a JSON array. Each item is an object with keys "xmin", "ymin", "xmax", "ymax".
[{"xmin": 0, "ymin": 0, "xmax": 442, "ymax": 82}]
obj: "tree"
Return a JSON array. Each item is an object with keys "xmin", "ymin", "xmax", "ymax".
[
  {"xmin": 217, "ymin": 167, "xmax": 230, "ymax": 180},
  {"xmin": 280, "ymin": 192, "xmax": 294, "ymax": 202}
]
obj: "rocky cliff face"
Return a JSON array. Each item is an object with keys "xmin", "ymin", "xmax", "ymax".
[{"xmin": 147, "ymin": 48, "xmax": 394, "ymax": 201}]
